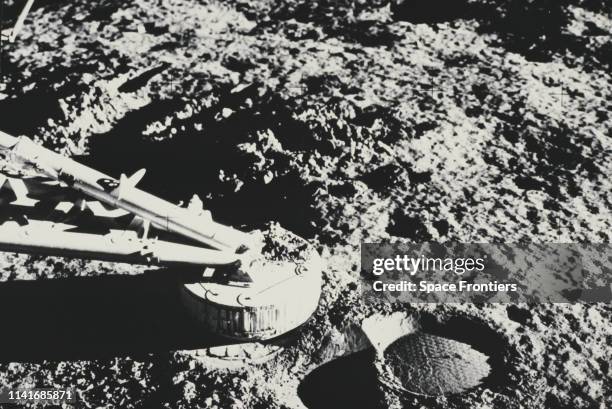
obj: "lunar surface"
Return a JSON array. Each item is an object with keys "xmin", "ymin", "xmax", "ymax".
[{"xmin": 0, "ymin": 0, "xmax": 610, "ymax": 408}]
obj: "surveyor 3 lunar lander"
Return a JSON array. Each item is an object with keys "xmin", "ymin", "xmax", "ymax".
[{"xmin": 0, "ymin": 130, "xmax": 322, "ymax": 342}]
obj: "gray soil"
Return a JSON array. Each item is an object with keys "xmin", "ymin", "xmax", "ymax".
[{"xmin": 0, "ymin": 0, "xmax": 610, "ymax": 408}]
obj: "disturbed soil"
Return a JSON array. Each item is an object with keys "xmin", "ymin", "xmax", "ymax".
[{"xmin": 0, "ymin": 0, "xmax": 611, "ymax": 408}]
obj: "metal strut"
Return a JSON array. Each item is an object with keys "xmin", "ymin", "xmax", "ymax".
[
  {"xmin": 1, "ymin": 0, "xmax": 35, "ymax": 43},
  {"xmin": 0, "ymin": 130, "xmax": 259, "ymax": 268}
]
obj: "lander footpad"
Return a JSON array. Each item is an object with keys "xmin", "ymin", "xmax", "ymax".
[{"xmin": 181, "ymin": 224, "xmax": 322, "ymax": 341}]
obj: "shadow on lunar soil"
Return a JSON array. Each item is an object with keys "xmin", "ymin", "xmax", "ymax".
[
  {"xmin": 0, "ymin": 270, "xmax": 230, "ymax": 362},
  {"xmin": 80, "ymin": 92, "xmax": 320, "ymax": 239},
  {"xmin": 297, "ymin": 347, "xmax": 386, "ymax": 409}
]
